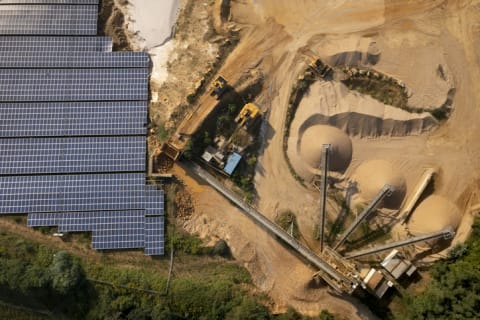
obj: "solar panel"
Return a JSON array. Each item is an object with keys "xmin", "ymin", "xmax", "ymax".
[
  {"xmin": 27, "ymin": 212, "xmax": 62, "ymax": 227},
  {"xmin": 0, "ymin": 5, "xmax": 98, "ymax": 35},
  {"xmin": 145, "ymin": 186, "xmax": 165, "ymax": 216},
  {"xmin": 92, "ymin": 228, "xmax": 145, "ymax": 250},
  {"xmin": 0, "ymin": 101, "xmax": 147, "ymax": 137},
  {"xmin": 0, "ymin": 1, "xmax": 99, "ymax": 4},
  {"xmin": 57, "ymin": 210, "xmax": 145, "ymax": 232},
  {"xmin": 0, "ymin": 173, "xmax": 147, "ymax": 214},
  {"xmin": 0, "ymin": 68, "xmax": 149, "ymax": 102},
  {"xmin": 0, "ymin": 136, "xmax": 146, "ymax": 175},
  {"xmin": 144, "ymin": 216, "xmax": 164, "ymax": 255},
  {"xmin": 0, "ymin": 51, "xmax": 149, "ymax": 68},
  {"xmin": 0, "ymin": 36, "xmax": 112, "ymax": 52}
]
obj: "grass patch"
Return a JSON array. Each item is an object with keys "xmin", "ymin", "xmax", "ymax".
[{"xmin": 275, "ymin": 210, "xmax": 300, "ymax": 239}]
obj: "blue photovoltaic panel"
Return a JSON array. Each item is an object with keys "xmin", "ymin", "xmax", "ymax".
[
  {"xmin": 0, "ymin": 173, "xmax": 147, "ymax": 214},
  {"xmin": 0, "ymin": 101, "xmax": 147, "ymax": 137},
  {"xmin": 0, "ymin": 1, "xmax": 98, "ymax": 4},
  {"xmin": 92, "ymin": 228, "xmax": 145, "ymax": 250},
  {"xmin": 0, "ymin": 68, "xmax": 148, "ymax": 102},
  {"xmin": 0, "ymin": 136, "xmax": 146, "ymax": 175},
  {"xmin": 0, "ymin": 51, "xmax": 149, "ymax": 68},
  {"xmin": 0, "ymin": 5, "xmax": 97, "ymax": 35},
  {"xmin": 57, "ymin": 210, "xmax": 145, "ymax": 232},
  {"xmin": 0, "ymin": 36, "xmax": 112, "ymax": 52},
  {"xmin": 145, "ymin": 186, "xmax": 165, "ymax": 216},
  {"xmin": 144, "ymin": 216, "xmax": 164, "ymax": 255},
  {"xmin": 27, "ymin": 212, "xmax": 62, "ymax": 227}
]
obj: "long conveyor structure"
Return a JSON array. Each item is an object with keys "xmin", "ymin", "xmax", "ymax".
[
  {"xmin": 344, "ymin": 226, "xmax": 455, "ymax": 259},
  {"xmin": 333, "ymin": 184, "xmax": 393, "ymax": 250},
  {"xmin": 189, "ymin": 162, "xmax": 359, "ymax": 294},
  {"xmin": 401, "ymin": 168, "xmax": 436, "ymax": 224},
  {"xmin": 318, "ymin": 144, "xmax": 330, "ymax": 253}
]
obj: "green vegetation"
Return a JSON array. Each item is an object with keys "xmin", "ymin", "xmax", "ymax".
[
  {"xmin": 341, "ymin": 73, "xmax": 452, "ymax": 121},
  {"xmin": 0, "ymin": 228, "xmax": 339, "ymax": 319},
  {"xmin": 393, "ymin": 217, "xmax": 480, "ymax": 320},
  {"xmin": 283, "ymin": 71, "xmax": 317, "ymax": 185},
  {"xmin": 0, "ymin": 301, "xmax": 49, "ymax": 320},
  {"xmin": 155, "ymin": 122, "xmax": 169, "ymax": 142},
  {"xmin": 342, "ymin": 76, "xmax": 408, "ymax": 109},
  {"xmin": 275, "ymin": 210, "xmax": 300, "ymax": 239}
]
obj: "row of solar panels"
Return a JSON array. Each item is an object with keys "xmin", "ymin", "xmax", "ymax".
[
  {"xmin": 0, "ymin": 51, "xmax": 149, "ymax": 68},
  {"xmin": 28, "ymin": 211, "xmax": 164, "ymax": 254},
  {"xmin": 0, "ymin": 136, "xmax": 146, "ymax": 175},
  {"xmin": 0, "ymin": 173, "xmax": 165, "ymax": 214},
  {"xmin": 0, "ymin": 1, "xmax": 98, "ymax": 4},
  {"xmin": 0, "ymin": 36, "xmax": 112, "ymax": 52},
  {"xmin": 0, "ymin": 5, "xmax": 97, "ymax": 35},
  {"xmin": 0, "ymin": 101, "xmax": 147, "ymax": 137},
  {"xmin": 0, "ymin": 68, "xmax": 148, "ymax": 102}
]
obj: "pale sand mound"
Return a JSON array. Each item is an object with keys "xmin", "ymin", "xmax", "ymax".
[
  {"xmin": 298, "ymin": 124, "xmax": 352, "ymax": 172},
  {"xmin": 352, "ymin": 159, "xmax": 406, "ymax": 209},
  {"xmin": 296, "ymin": 81, "xmax": 437, "ymax": 138},
  {"xmin": 408, "ymin": 195, "xmax": 461, "ymax": 235}
]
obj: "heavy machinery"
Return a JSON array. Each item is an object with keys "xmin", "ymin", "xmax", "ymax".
[
  {"xmin": 234, "ymin": 103, "xmax": 260, "ymax": 128},
  {"xmin": 301, "ymin": 48, "xmax": 333, "ymax": 78},
  {"xmin": 210, "ymin": 76, "xmax": 228, "ymax": 99},
  {"xmin": 160, "ymin": 76, "xmax": 230, "ymax": 161},
  {"xmin": 309, "ymin": 58, "xmax": 333, "ymax": 78}
]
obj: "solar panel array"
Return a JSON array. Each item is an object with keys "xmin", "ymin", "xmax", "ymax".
[
  {"xmin": 0, "ymin": 101, "xmax": 147, "ymax": 137},
  {"xmin": 0, "ymin": 1, "xmax": 98, "ymax": 4},
  {"xmin": 0, "ymin": 136, "xmax": 146, "ymax": 174},
  {"xmin": 0, "ymin": 36, "xmax": 112, "ymax": 52},
  {"xmin": 0, "ymin": 68, "xmax": 148, "ymax": 102},
  {"xmin": 0, "ymin": 51, "xmax": 149, "ymax": 68},
  {"xmin": 0, "ymin": 5, "xmax": 98, "ymax": 35},
  {"xmin": 0, "ymin": 1, "xmax": 165, "ymax": 255}
]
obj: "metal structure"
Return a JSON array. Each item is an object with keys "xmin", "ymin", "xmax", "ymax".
[
  {"xmin": 333, "ymin": 184, "xmax": 393, "ymax": 250},
  {"xmin": 401, "ymin": 168, "xmax": 436, "ymax": 224},
  {"xmin": 344, "ymin": 226, "xmax": 455, "ymax": 259},
  {"xmin": 319, "ymin": 144, "xmax": 330, "ymax": 253},
  {"xmin": 190, "ymin": 162, "xmax": 359, "ymax": 294}
]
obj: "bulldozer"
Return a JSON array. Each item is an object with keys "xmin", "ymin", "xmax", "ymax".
[
  {"xmin": 309, "ymin": 59, "xmax": 333, "ymax": 78},
  {"xmin": 210, "ymin": 76, "xmax": 228, "ymax": 99}
]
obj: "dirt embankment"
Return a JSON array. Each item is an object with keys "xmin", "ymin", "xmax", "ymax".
[{"xmin": 98, "ymin": 0, "xmax": 131, "ymax": 51}]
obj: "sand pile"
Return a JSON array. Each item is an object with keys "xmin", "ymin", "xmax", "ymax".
[
  {"xmin": 294, "ymin": 81, "xmax": 437, "ymax": 138},
  {"xmin": 287, "ymin": 123, "xmax": 352, "ymax": 182},
  {"xmin": 298, "ymin": 124, "xmax": 352, "ymax": 172},
  {"xmin": 352, "ymin": 160, "xmax": 406, "ymax": 209},
  {"xmin": 408, "ymin": 195, "xmax": 461, "ymax": 235}
]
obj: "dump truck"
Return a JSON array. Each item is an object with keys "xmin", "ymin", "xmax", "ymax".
[
  {"xmin": 160, "ymin": 76, "xmax": 230, "ymax": 161},
  {"xmin": 210, "ymin": 76, "xmax": 228, "ymax": 99},
  {"xmin": 309, "ymin": 59, "xmax": 333, "ymax": 78}
]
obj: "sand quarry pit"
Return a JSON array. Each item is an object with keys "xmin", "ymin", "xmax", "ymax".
[{"xmin": 122, "ymin": 0, "xmax": 480, "ymax": 317}]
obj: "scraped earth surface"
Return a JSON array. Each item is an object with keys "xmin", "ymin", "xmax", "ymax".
[{"xmin": 151, "ymin": 0, "xmax": 480, "ymax": 317}]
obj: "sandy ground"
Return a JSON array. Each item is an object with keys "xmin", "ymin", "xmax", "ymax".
[
  {"xmin": 121, "ymin": 0, "xmax": 180, "ymax": 87},
  {"xmin": 125, "ymin": 0, "xmax": 180, "ymax": 49},
  {"xmin": 220, "ymin": 0, "xmax": 480, "ymax": 314},
  {"xmin": 123, "ymin": 0, "xmax": 480, "ymax": 316},
  {"xmin": 172, "ymin": 163, "xmax": 378, "ymax": 319}
]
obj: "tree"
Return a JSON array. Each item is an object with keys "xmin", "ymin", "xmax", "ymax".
[{"xmin": 50, "ymin": 251, "xmax": 84, "ymax": 295}]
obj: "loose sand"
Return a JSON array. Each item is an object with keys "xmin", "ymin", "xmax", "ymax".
[
  {"xmin": 131, "ymin": 0, "xmax": 480, "ymax": 316},
  {"xmin": 352, "ymin": 159, "xmax": 406, "ymax": 209},
  {"xmin": 123, "ymin": 0, "xmax": 180, "ymax": 87},
  {"xmin": 408, "ymin": 195, "xmax": 462, "ymax": 235}
]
